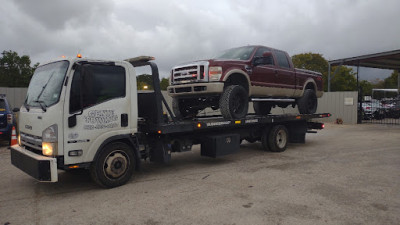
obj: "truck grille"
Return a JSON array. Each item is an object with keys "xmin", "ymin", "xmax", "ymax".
[
  {"xmin": 171, "ymin": 62, "xmax": 209, "ymax": 84},
  {"xmin": 20, "ymin": 132, "xmax": 42, "ymax": 151}
]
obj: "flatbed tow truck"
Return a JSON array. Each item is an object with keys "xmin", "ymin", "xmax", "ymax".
[{"xmin": 11, "ymin": 56, "xmax": 330, "ymax": 188}]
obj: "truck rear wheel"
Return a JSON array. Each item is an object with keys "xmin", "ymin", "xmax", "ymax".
[
  {"xmin": 90, "ymin": 142, "xmax": 135, "ymax": 188},
  {"xmin": 297, "ymin": 89, "xmax": 317, "ymax": 114},
  {"xmin": 253, "ymin": 102, "xmax": 272, "ymax": 115},
  {"xmin": 220, "ymin": 85, "xmax": 248, "ymax": 120},
  {"xmin": 268, "ymin": 125, "xmax": 288, "ymax": 152}
]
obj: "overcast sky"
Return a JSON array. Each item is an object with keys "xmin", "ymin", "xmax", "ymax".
[{"xmin": 1, "ymin": 0, "xmax": 399, "ymax": 80}]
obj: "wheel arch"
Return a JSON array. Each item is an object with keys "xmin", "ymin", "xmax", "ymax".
[
  {"xmin": 92, "ymin": 135, "xmax": 141, "ymax": 171},
  {"xmin": 222, "ymin": 69, "xmax": 251, "ymax": 94},
  {"xmin": 300, "ymin": 79, "xmax": 317, "ymax": 96}
]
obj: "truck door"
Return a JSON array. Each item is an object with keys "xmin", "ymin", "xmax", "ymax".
[
  {"xmin": 273, "ymin": 50, "xmax": 296, "ymax": 96},
  {"xmin": 63, "ymin": 62, "xmax": 131, "ymax": 166},
  {"xmin": 251, "ymin": 47, "xmax": 278, "ymax": 92}
]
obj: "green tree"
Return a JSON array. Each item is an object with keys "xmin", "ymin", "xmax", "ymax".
[
  {"xmin": 160, "ymin": 78, "xmax": 169, "ymax": 91},
  {"xmin": 330, "ymin": 66, "xmax": 357, "ymax": 91},
  {"xmin": 292, "ymin": 52, "xmax": 359, "ymax": 92},
  {"xmin": 383, "ymin": 70, "xmax": 399, "ymax": 89},
  {"xmin": 136, "ymin": 74, "xmax": 154, "ymax": 90},
  {"xmin": 359, "ymin": 80, "xmax": 373, "ymax": 96},
  {"xmin": 292, "ymin": 53, "xmax": 329, "ymax": 91},
  {"xmin": 0, "ymin": 50, "xmax": 38, "ymax": 87}
]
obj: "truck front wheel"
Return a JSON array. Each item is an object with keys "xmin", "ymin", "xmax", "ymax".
[
  {"xmin": 90, "ymin": 142, "xmax": 135, "ymax": 188},
  {"xmin": 220, "ymin": 85, "xmax": 249, "ymax": 120},
  {"xmin": 297, "ymin": 89, "xmax": 317, "ymax": 114}
]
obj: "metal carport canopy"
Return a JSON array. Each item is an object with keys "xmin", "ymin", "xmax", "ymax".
[{"xmin": 327, "ymin": 49, "xmax": 400, "ymax": 92}]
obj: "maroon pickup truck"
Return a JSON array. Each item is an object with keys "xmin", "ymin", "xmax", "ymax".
[{"xmin": 167, "ymin": 45, "xmax": 323, "ymax": 119}]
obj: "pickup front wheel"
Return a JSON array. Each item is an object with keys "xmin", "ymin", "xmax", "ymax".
[
  {"xmin": 297, "ymin": 89, "xmax": 317, "ymax": 114},
  {"xmin": 220, "ymin": 85, "xmax": 249, "ymax": 120}
]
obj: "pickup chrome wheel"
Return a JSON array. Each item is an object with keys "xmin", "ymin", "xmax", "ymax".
[
  {"xmin": 220, "ymin": 85, "xmax": 248, "ymax": 120},
  {"xmin": 90, "ymin": 142, "xmax": 135, "ymax": 188},
  {"xmin": 298, "ymin": 89, "xmax": 317, "ymax": 114}
]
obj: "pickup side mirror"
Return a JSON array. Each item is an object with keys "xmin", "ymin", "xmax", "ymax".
[{"xmin": 13, "ymin": 108, "xmax": 20, "ymax": 112}]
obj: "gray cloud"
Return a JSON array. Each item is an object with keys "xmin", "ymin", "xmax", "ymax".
[{"xmin": 1, "ymin": 0, "xmax": 399, "ymax": 80}]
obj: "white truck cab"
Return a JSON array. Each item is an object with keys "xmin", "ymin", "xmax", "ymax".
[{"xmin": 12, "ymin": 56, "xmax": 143, "ymax": 187}]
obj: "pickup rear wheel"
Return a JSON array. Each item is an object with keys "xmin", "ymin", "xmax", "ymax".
[
  {"xmin": 90, "ymin": 142, "xmax": 135, "ymax": 188},
  {"xmin": 297, "ymin": 89, "xmax": 317, "ymax": 114},
  {"xmin": 220, "ymin": 85, "xmax": 248, "ymax": 120},
  {"xmin": 253, "ymin": 102, "xmax": 272, "ymax": 115}
]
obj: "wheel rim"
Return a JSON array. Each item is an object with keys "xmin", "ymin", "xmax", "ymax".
[
  {"xmin": 232, "ymin": 92, "xmax": 246, "ymax": 114},
  {"xmin": 103, "ymin": 150, "xmax": 129, "ymax": 179},
  {"xmin": 276, "ymin": 129, "xmax": 287, "ymax": 148}
]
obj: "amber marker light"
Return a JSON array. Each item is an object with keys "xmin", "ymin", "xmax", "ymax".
[
  {"xmin": 197, "ymin": 123, "xmax": 202, "ymax": 128},
  {"xmin": 77, "ymin": 53, "xmax": 82, "ymax": 58},
  {"xmin": 69, "ymin": 165, "xmax": 80, "ymax": 169},
  {"xmin": 296, "ymin": 116, "xmax": 302, "ymax": 119},
  {"xmin": 157, "ymin": 130, "xmax": 162, "ymax": 134}
]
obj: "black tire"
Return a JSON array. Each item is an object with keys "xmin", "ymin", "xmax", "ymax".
[
  {"xmin": 219, "ymin": 85, "xmax": 249, "ymax": 120},
  {"xmin": 268, "ymin": 125, "xmax": 288, "ymax": 152},
  {"xmin": 297, "ymin": 89, "xmax": 317, "ymax": 114},
  {"xmin": 90, "ymin": 142, "xmax": 135, "ymax": 188},
  {"xmin": 172, "ymin": 98, "xmax": 198, "ymax": 119},
  {"xmin": 253, "ymin": 102, "xmax": 272, "ymax": 115}
]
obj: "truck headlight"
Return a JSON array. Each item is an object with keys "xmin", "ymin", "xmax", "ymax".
[
  {"xmin": 42, "ymin": 124, "xmax": 58, "ymax": 156},
  {"xmin": 209, "ymin": 66, "xmax": 222, "ymax": 81}
]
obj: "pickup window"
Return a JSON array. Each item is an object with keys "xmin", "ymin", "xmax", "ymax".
[
  {"xmin": 69, "ymin": 65, "xmax": 126, "ymax": 113},
  {"xmin": 254, "ymin": 47, "xmax": 274, "ymax": 65},
  {"xmin": 275, "ymin": 50, "xmax": 291, "ymax": 69}
]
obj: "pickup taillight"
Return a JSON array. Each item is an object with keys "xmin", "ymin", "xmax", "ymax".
[{"xmin": 7, "ymin": 113, "xmax": 13, "ymax": 124}]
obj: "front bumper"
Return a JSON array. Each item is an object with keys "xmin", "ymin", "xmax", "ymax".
[
  {"xmin": 10, "ymin": 145, "xmax": 58, "ymax": 182},
  {"xmin": 167, "ymin": 82, "xmax": 224, "ymax": 97}
]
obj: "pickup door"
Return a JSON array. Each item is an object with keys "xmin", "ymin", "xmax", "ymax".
[{"xmin": 251, "ymin": 47, "xmax": 296, "ymax": 97}]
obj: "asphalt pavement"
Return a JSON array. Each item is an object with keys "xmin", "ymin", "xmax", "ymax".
[{"xmin": 0, "ymin": 123, "xmax": 399, "ymax": 225}]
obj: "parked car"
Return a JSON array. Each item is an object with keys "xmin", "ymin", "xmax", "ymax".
[
  {"xmin": 0, "ymin": 94, "xmax": 17, "ymax": 143},
  {"xmin": 361, "ymin": 102, "xmax": 380, "ymax": 119}
]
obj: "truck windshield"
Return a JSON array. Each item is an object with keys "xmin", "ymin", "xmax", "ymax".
[
  {"xmin": 25, "ymin": 61, "xmax": 69, "ymax": 108},
  {"xmin": 214, "ymin": 46, "xmax": 256, "ymax": 60}
]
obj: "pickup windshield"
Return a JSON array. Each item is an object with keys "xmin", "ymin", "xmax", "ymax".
[
  {"xmin": 214, "ymin": 46, "xmax": 256, "ymax": 60},
  {"xmin": 25, "ymin": 61, "xmax": 69, "ymax": 108}
]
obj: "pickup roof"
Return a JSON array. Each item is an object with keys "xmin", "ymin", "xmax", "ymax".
[{"xmin": 167, "ymin": 45, "xmax": 323, "ymax": 119}]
